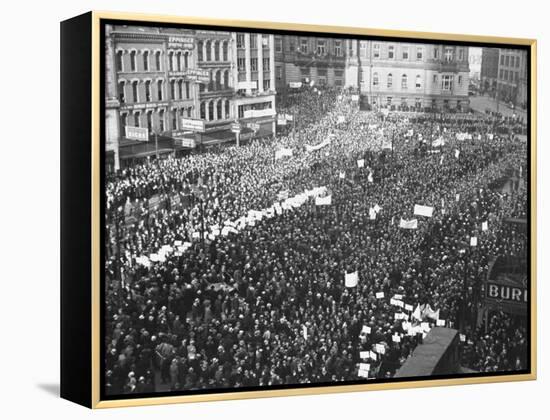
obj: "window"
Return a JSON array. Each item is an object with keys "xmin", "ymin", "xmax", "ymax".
[
  {"xmin": 236, "ymin": 34, "xmax": 245, "ymax": 49},
  {"xmin": 401, "ymin": 97, "xmax": 407, "ymax": 106},
  {"xmin": 334, "ymin": 70, "xmax": 344, "ymax": 78},
  {"xmin": 458, "ymin": 75, "xmax": 463, "ymax": 85},
  {"xmin": 155, "ymin": 51, "xmax": 161, "ymax": 71},
  {"xmin": 499, "ymin": 69, "xmax": 504, "ymax": 79},
  {"xmin": 157, "ymin": 80, "xmax": 163, "ymax": 101},
  {"xmin": 360, "ymin": 42, "xmax": 367, "ymax": 57},
  {"xmin": 178, "ymin": 80, "xmax": 183, "ymax": 99},
  {"xmin": 334, "ymin": 40, "xmax": 342, "ymax": 56},
  {"xmin": 373, "ymin": 72, "xmax": 379, "ymax": 86},
  {"xmin": 444, "ymin": 47, "xmax": 453, "ymax": 62},
  {"xmin": 130, "ymin": 51, "xmax": 137, "ymax": 71},
  {"xmin": 505, "ymin": 55, "xmax": 510, "ymax": 66},
  {"xmin": 116, "ymin": 51, "xmax": 123, "ymax": 72},
  {"xmin": 134, "ymin": 112, "xmax": 140, "ymax": 127},
  {"xmin": 185, "ymin": 81, "xmax": 190, "ymax": 98},
  {"xmin": 131, "ymin": 81, "xmax": 138, "ymax": 102},
  {"xmin": 170, "ymin": 80, "xmax": 176, "ymax": 99},
  {"xmin": 200, "ymin": 102, "xmax": 206, "ymax": 119},
  {"xmin": 198, "ymin": 41, "xmax": 203, "ymax": 61},
  {"xmin": 433, "ymin": 47, "xmax": 439, "ymax": 59},
  {"xmin": 205, "ymin": 42, "xmax": 211, "ymax": 61},
  {"xmin": 515, "ymin": 71, "xmax": 519, "ymax": 83},
  {"xmin": 500, "ymin": 54, "xmax": 504, "ymax": 65},
  {"xmin": 184, "ymin": 53, "xmax": 189, "ymax": 69},
  {"xmin": 373, "ymin": 44, "xmax": 380, "ymax": 58},
  {"xmin": 387, "ymin": 96, "xmax": 392, "ymax": 105},
  {"xmin": 415, "ymin": 75, "xmax": 422, "ymax": 88},
  {"xmin": 223, "ymin": 71, "xmax": 229, "ymax": 88},
  {"xmin": 401, "ymin": 74, "xmax": 408, "ymax": 89},
  {"xmin": 143, "ymin": 51, "xmax": 149, "ymax": 71},
  {"xmin": 251, "ymin": 58, "xmax": 258, "ymax": 72},
  {"xmin": 442, "ymin": 74, "xmax": 453, "ymax": 90},
  {"xmin": 168, "ymin": 52, "xmax": 174, "ymax": 71},
  {"xmin": 146, "ymin": 111, "xmax": 152, "ymax": 132},
  {"xmin": 172, "ymin": 110, "xmax": 177, "ymax": 130},
  {"xmin": 250, "ymin": 35, "xmax": 257, "ymax": 49},
  {"xmin": 225, "ymin": 99, "xmax": 230, "ymax": 119},
  {"xmin": 387, "ymin": 73, "xmax": 393, "ymax": 88},
  {"xmin": 417, "ymin": 47, "xmax": 423, "ymax": 60},
  {"xmin": 222, "ymin": 43, "xmax": 228, "ymax": 61},
  {"xmin": 402, "ymin": 47, "xmax": 409, "ymax": 60},
  {"xmin": 145, "ymin": 80, "xmax": 151, "ymax": 102},
  {"xmin": 263, "ymin": 79, "xmax": 270, "ymax": 90},
  {"xmin": 118, "ymin": 81, "xmax": 125, "ymax": 103},
  {"xmin": 300, "ymin": 38, "xmax": 308, "ymax": 53},
  {"xmin": 217, "ymin": 101, "xmax": 223, "ymax": 120},
  {"xmin": 263, "ymin": 57, "xmax": 270, "ymax": 70},
  {"xmin": 120, "ymin": 113, "xmax": 127, "ymax": 131},
  {"xmin": 176, "ymin": 52, "xmax": 181, "ymax": 71},
  {"xmin": 158, "ymin": 110, "xmax": 165, "ymax": 132},
  {"xmin": 275, "ymin": 37, "xmax": 282, "ymax": 52},
  {"xmin": 433, "ymin": 74, "xmax": 438, "ymax": 84},
  {"xmin": 276, "ymin": 66, "xmax": 282, "ymax": 80},
  {"xmin": 214, "ymin": 42, "xmax": 220, "ymax": 61},
  {"xmin": 458, "ymin": 48, "xmax": 464, "ymax": 61},
  {"xmin": 237, "ymin": 58, "xmax": 246, "ymax": 72},
  {"xmin": 317, "ymin": 40, "xmax": 326, "ymax": 55},
  {"xmin": 415, "ymin": 98, "xmax": 422, "ymax": 108},
  {"xmin": 208, "ymin": 102, "xmax": 214, "ymax": 121},
  {"xmin": 388, "ymin": 45, "xmax": 394, "ymax": 59},
  {"xmin": 359, "ymin": 68, "xmax": 365, "ymax": 83}
]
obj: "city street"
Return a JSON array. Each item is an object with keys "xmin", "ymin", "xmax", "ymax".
[{"xmin": 469, "ymin": 94, "xmax": 527, "ymax": 120}]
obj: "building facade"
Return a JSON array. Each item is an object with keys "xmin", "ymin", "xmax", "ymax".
[
  {"xmin": 274, "ymin": 35, "xmax": 348, "ymax": 90},
  {"xmin": 480, "ymin": 48, "xmax": 499, "ymax": 95},
  {"xmin": 232, "ymin": 32, "xmax": 277, "ymax": 139},
  {"xmin": 496, "ymin": 49, "xmax": 528, "ymax": 109},
  {"xmin": 346, "ymin": 40, "xmax": 470, "ymax": 110}
]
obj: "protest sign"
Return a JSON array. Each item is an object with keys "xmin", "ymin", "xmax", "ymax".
[
  {"xmin": 414, "ymin": 204, "xmax": 434, "ymax": 218},
  {"xmin": 345, "ymin": 271, "xmax": 359, "ymax": 287}
]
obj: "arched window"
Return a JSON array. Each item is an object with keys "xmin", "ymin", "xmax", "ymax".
[
  {"xmin": 415, "ymin": 74, "xmax": 422, "ymax": 88},
  {"xmin": 208, "ymin": 101, "xmax": 214, "ymax": 121},
  {"xmin": 401, "ymin": 74, "xmax": 408, "ymax": 89},
  {"xmin": 118, "ymin": 81, "xmax": 126, "ymax": 103},
  {"xmin": 178, "ymin": 80, "xmax": 183, "ymax": 99},
  {"xmin": 184, "ymin": 52, "xmax": 189, "ymax": 69},
  {"xmin": 200, "ymin": 102, "xmax": 206, "ymax": 119},
  {"xmin": 144, "ymin": 80, "xmax": 151, "ymax": 102},
  {"xmin": 172, "ymin": 109, "xmax": 177, "ymax": 130},
  {"xmin": 216, "ymin": 101, "xmax": 223, "ymax": 120},
  {"xmin": 120, "ymin": 113, "xmax": 127, "ymax": 131},
  {"xmin": 373, "ymin": 72, "xmax": 379, "ymax": 87},
  {"xmin": 223, "ymin": 42, "xmax": 228, "ymax": 61},
  {"xmin": 170, "ymin": 80, "xmax": 176, "ymax": 99},
  {"xmin": 146, "ymin": 111, "xmax": 152, "ymax": 132},
  {"xmin": 155, "ymin": 51, "xmax": 161, "ymax": 71},
  {"xmin": 387, "ymin": 73, "xmax": 393, "ymax": 88},
  {"xmin": 223, "ymin": 70, "xmax": 229, "ymax": 88},
  {"xmin": 168, "ymin": 52, "xmax": 174, "ymax": 71},
  {"xmin": 176, "ymin": 52, "xmax": 182, "ymax": 71},
  {"xmin": 197, "ymin": 41, "xmax": 203, "ymax": 61},
  {"xmin": 187, "ymin": 107, "xmax": 192, "ymax": 118},
  {"xmin": 214, "ymin": 42, "xmax": 220, "ymax": 61},
  {"xmin": 206, "ymin": 41, "xmax": 212, "ymax": 61},
  {"xmin": 185, "ymin": 81, "xmax": 190, "ymax": 99},
  {"xmin": 130, "ymin": 51, "xmax": 137, "ymax": 71},
  {"xmin": 131, "ymin": 81, "xmax": 138, "ymax": 102},
  {"xmin": 116, "ymin": 51, "xmax": 123, "ymax": 72},
  {"xmin": 158, "ymin": 110, "xmax": 165, "ymax": 132},
  {"xmin": 157, "ymin": 80, "xmax": 163, "ymax": 101},
  {"xmin": 143, "ymin": 51, "xmax": 149, "ymax": 71},
  {"xmin": 215, "ymin": 71, "xmax": 222, "ymax": 90},
  {"xmin": 208, "ymin": 71, "xmax": 214, "ymax": 91},
  {"xmin": 133, "ymin": 112, "xmax": 140, "ymax": 127},
  {"xmin": 225, "ymin": 99, "xmax": 230, "ymax": 119}
]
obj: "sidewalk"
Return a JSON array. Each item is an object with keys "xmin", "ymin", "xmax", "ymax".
[{"xmin": 469, "ymin": 94, "xmax": 527, "ymax": 120}]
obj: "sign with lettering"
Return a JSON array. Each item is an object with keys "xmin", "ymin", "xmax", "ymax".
[
  {"xmin": 484, "ymin": 281, "xmax": 528, "ymax": 315},
  {"xmin": 243, "ymin": 108, "xmax": 276, "ymax": 118},
  {"xmin": 231, "ymin": 122, "xmax": 241, "ymax": 133},
  {"xmin": 125, "ymin": 126, "xmax": 149, "ymax": 142},
  {"xmin": 180, "ymin": 118, "xmax": 205, "ymax": 132}
]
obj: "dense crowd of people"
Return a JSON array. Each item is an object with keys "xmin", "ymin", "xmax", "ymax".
[{"xmin": 104, "ymin": 86, "xmax": 529, "ymax": 395}]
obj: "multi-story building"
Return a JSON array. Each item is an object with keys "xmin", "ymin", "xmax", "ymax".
[
  {"xmin": 480, "ymin": 48, "xmax": 499, "ymax": 95},
  {"xmin": 232, "ymin": 32, "xmax": 277, "ymax": 139},
  {"xmin": 346, "ymin": 40, "xmax": 470, "ymax": 110},
  {"xmin": 274, "ymin": 35, "xmax": 347, "ymax": 89},
  {"xmin": 496, "ymin": 49, "xmax": 528, "ymax": 108},
  {"xmin": 105, "ymin": 26, "xmax": 240, "ymax": 171}
]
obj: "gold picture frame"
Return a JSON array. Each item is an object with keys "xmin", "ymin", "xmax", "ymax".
[{"xmin": 60, "ymin": 10, "xmax": 537, "ymax": 409}]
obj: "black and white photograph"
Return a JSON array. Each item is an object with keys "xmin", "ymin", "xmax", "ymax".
[{"xmin": 101, "ymin": 21, "xmax": 531, "ymax": 399}]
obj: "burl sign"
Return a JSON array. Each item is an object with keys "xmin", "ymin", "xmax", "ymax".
[{"xmin": 484, "ymin": 281, "xmax": 528, "ymax": 316}]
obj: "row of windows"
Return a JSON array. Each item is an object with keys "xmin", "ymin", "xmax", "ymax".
[
  {"xmin": 118, "ymin": 79, "xmax": 192, "ymax": 103},
  {"xmin": 235, "ymin": 79, "xmax": 272, "ymax": 91},
  {"xmin": 369, "ymin": 73, "xmax": 462, "ymax": 90},
  {"xmin": 197, "ymin": 40, "xmax": 229, "ymax": 62},
  {"xmin": 499, "ymin": 54, "xmax": 522, "ymax": 68},
  {"xmin": 121, "ymin": 108, "xmax": 195, "ymax": 133},
  {"xmin": 236, "ymin": 33, "xmax": 270, "ymax": 49},
  {"xmin": 499, "ymin": 69, "xmax": 520, "ymax": 83},
  {"xmin": 236, "ymin": 57, "xmax": 271, "ymax": 72},
  {"xmin": 198, "ymin": 69, "xmax": 231, "ymax": 92},
  {"xmin": 199, "ymin": 100, "xmax": 231, "ymax": 121},
  {"xmin": 116, "ymin": 50, "xmax": 164, "ymax": 73}
]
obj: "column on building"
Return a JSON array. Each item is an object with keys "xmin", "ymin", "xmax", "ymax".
[
  {"xmin": 245, "ymin": 34, "xmax": 252, "ymax": 95},
  {"xmin": 269, "ymin": 35, "xmax": 275, "ymax": 92},
  {"xmin": 257, "ymin": 34, "xmax": 263, "ymax": 93}
]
